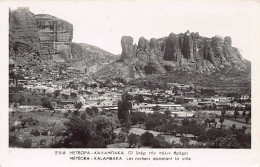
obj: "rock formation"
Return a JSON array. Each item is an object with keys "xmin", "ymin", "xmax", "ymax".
[
  {"xmin": 9, "ymin": 8, "xmax": 118, "ymax": 73},
  {"xmin": 35, "ymin": 14, "xmax": 73, "ymax": 61},
  {"xmin": 9, "ymin": 8, "xmax": 250, "ymax": 81},
  {"xmin": 96, "ymin": 31, "xmax": 250, "ymax": 80},
  {"xmin": 119, "ymin": 36, "xmax": 134, "ymax": 61},
  {"xmin": 9, "ymin": 7, "xmax": 73, "ymax": 61}
]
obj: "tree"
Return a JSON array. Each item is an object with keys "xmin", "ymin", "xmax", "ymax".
[
  {"xmin": 159, "ymin": 122, "xmax": 178, "ymax": 134},
  {"xmin": 190, "ymin": 119, "xmax": 197, "ymax": 124},
  {"xmin": 215, "ymin": 135, "xmax": 241, "ymax": 148},
  {"xmin": 180, "ymin": 137, "xmax": 190, "ymax": 147},
  {"xmin": 206, "ymin": 128, "xmax": 223, "ymax": 140},
  {"xmin": 22, "ymin": 138, "xmax": 32, "ymax": 148},
  {"xmin": 140, "ymin": 131, "xmax": 154, "ymax": 146},
  {"xmin": 234, "ymin": 110, "xmax": 239, "ymax": 120},
  {"xmin": 236, "ymin": 132, "xmax": 251, "ymax": 148},
  {"xmin": 47, "ymin": 93, "xmax": 52, "ymax": 98},
  {"xmin": 152, "ymin": 105, "xmax": 160, "ymax": 112},
  {"xmin": 242, "ymin": 110, "xmax": 246, "ymax": 117},
  {"xmin": 81, "ymin": 113, "xmax": 86, "ymax": 120},
  {"xmin": 18, "ymin": 96, "xmax": 24, "ymax": 104},
  {"xmin": 197, "ymin": 134, "xmax": 208, "ymax": 143},
  {"xmin": 73, "ymin": 110, "xmax": 80, "ymax": 117},
  {"xmin": 245, "ymin": 117, "xmax": 250, "ymax": 124},
  {"xmin": 121, "ymin": 119, "xmax": 131, "ymax": 132},
  {"xmin": 64, "ymin": 112, "xmax": 69, "ymax": 118},
  {"xmin": 53, "ymin": 90, "xmax": 60, "ymax": 98},
  {"xmin": 70, "ymin": 92, "xmax": 77, "ymax": 98},
  {"xmin": 41, "ymin": 97, "xmax": 54, "ymax": 110},
  {"xmin": 86, "ymin": 107, "xmax": 94, "ymax": 116},
  {"xmin": 74, "ymin": 102, "xmax": 83, "ymax": 111},
  {"xmin": 43, "ymin": 89, "xmax": 46, "ymax": 95},
  {"xmin": 164, "ymin": 110, "xmax": 171, "ymax": 119},
  {"xmin": 128, "ymin": 133, "xmax": 140, "ymax": 147},
  {"xmin": 221, "ymin": 110, "xmax": 226, "ymax": 117},
  {"xmin": 175, "ymin": 124, "xmax": 205, "ymax": 137},
  {"xmin": 219, "ymin": 118, "xmax": 225, "ymax": 129},
  {"xmin": 87, "ymin": 135, "xmax": 106, "ymax": 148},
  {"xmin": 182, "ymin": 118, "xmax": 190, "ymax": 125},
  {"xmin": 61, "ymin": 117, "xmax": 92, "ymax": 148},
  {"xmin": 91, "ymin": 115, "xmax": 116, "ymax": 144},
  {"xmin": 91, "ymin": 106, "xmax": 99, "ymax": 115},
  {"xmin": 135, "ymin": 94, "xmax": 144, "ymax": 103},
  {"xmin": 131, "ymin": 112, "xmax": 147, "ymax": 125},
  {"xmin": 151, "ymin": 135, "xmax": 172, "ymax": 148},
  {"xmin": 90, "ymin": 83, "xmax": 97, "ymax": 90},
  {"xmin": 242, "ymin": 126, "xmax": 247, "ymax": 133},
  {"xmin": 230, "ymin": 124, "xmax": 236, "ymax": 131},
  {"xmin": 145, "ymin": 117, "xmax": 161, "ymax": 130},
  {"xmin": 117, "ymin": 93, "xmax": 132, "ymax": 124}
]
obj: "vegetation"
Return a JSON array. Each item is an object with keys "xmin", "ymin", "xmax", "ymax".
[
  {"xmin": 117, "ymin": 92, "xmax": 132, "ymax": 124},
  {"xmin": 41, "ymin": 97, "xmax": 54, "ymax": 110},
  {"xmin": 128, "ymin": 133, "xmax": 140, "ymax": 147}
]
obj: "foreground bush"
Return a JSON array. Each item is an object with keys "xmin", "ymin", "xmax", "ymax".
[{"xmin": 31, "ymin": 129, "xmax": 40, "ymax": 136}]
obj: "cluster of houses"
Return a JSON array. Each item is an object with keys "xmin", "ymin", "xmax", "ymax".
[{"xmin": 9, "ymin": 61, "xmax": 251, "ymax": 118}]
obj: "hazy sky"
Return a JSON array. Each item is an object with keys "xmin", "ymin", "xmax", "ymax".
[{"xmin": 9, "ymin": 0, "xmax": 260, "ymax": 60}]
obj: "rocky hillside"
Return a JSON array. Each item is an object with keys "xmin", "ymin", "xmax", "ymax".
[
  {"xmin": 9, "ymin": 7, "xmax": 118, "ymax": 73},
  {"xmin": 95, "ymin": 31, "xmax": 251, "ymax": 82},
  {"xmin": 70, "ymin": 43, "xmax": 119, "ymax": 73}
]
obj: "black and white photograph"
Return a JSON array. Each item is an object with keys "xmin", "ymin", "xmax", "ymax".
[
  {"xmin": 7, "ymin": 2, "xmax": 253, "ymax": 149},
  {"xmin": 1, "ymin": 0, "xmax": 260, "ymax": 166}
]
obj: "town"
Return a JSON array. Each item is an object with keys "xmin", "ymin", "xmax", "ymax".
[{"xmin": 9, "ymin": 60, "xmax": 251, "ymax": 148}]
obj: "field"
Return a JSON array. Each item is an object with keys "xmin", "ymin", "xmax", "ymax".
[
  {"xmin": 113, "ymin": 127, "xmax": 198, "ymax": 148},
  {"xmin": 215, "ymin": 118, "xmax": 251, "ymax": 134},
  {"xmin": 9, "ymin": 110, "xmax": 68, "ymax": 147}
]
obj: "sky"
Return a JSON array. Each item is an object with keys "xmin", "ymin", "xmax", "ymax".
[{"xmin": 8, "ymin": 0, "xmax": 260, "ymax": 60}]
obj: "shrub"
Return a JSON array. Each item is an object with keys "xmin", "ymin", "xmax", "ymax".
[
  {"xmin": 128, "ymin": 133, "xmax": 140, "ymax": 147},
  {"xmin": 22, "ymin": 138, "xmax": 32, "ymax": 148},
  {"xmin": 9, "ymin": 135, "xmax": 21, "ymax": 147},
  {"xmin": 41, "ymin": 97, "xmax": 54, "ymax": 110},
  {"xmin": 115, "ymin": 131, "xmax": 128, "ymax": 143},
  {"xmin": 53, "ymin": 90, "xmax": 61, "ymax": 97},
  {"xmin": 86, "ymin": 107, "xmax": 94, "ymax": 116},
  {"xmin": 9, "ymin": 126, "xmax": 16, "ymax": 132},
  {"xmin": 73, "ymin": 110, "xmax": 80, "ymax": 117},
  {"xmin": 70, "ymin": 92, "xmax": 77, "ymax": 98},
  {"xmin": 180, "ymin": 136, "xmax": 190, "ymax": 147},
  {"xmin": 64, "ymin": 112, "xmax": 69, "ymax": 118},
  {"xmin": 80, "ymin": 113, "xmax": 86, "ymax": 120},
  {"xmin": 38, "ymin": 139, "xmax": 47, "ymax": 148},
  {"xmin": 41, "ymin": 131, "xmax": 48, "ymax": 136},
  {"xmin": 145, "ymin": 118, "xmax": 161, "ymax": 130},
  {"xmin": 63, "ymin": 117, "xmax": 92, "ymax": 147},
  {"xmin": 91, "ymin": 115, "xmax": 116, "ymax": 144},
  {"xmin": 150, "ymin": 136, "xmax": 172, "ymax": 148},
  {"xmin": 87, "ymin": 135, "xmax": 106, "ymax": 148},
  {"xmin": 100, "ymin": 110, "xmax": 106, "ymax": 115},
  {"xmin": 140, "ymin": 131, "xmax": 154, "ymax": 146},
  {"xmin": 31, "ymin": 129, "xmax": 40, "ymax": 136}
]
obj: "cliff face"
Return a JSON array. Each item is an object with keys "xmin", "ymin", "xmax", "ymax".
[
  {"xmin": 9, "ymin": 8, "xmax": 117, "ymax": 72},
  {"xmin": 9, "ymin": 8, "xmax": 40, "ymax": 49},
  {"xmin": 35, "ymin": 14, "xmax": 73, "ymax": 61},
  {"xmin": 96, "ymin": 31, "xmax": 250, "ymax": 80},
  {"xmin": 9, "ymin": 8, "xmax": 73, "ymax": 61}
]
